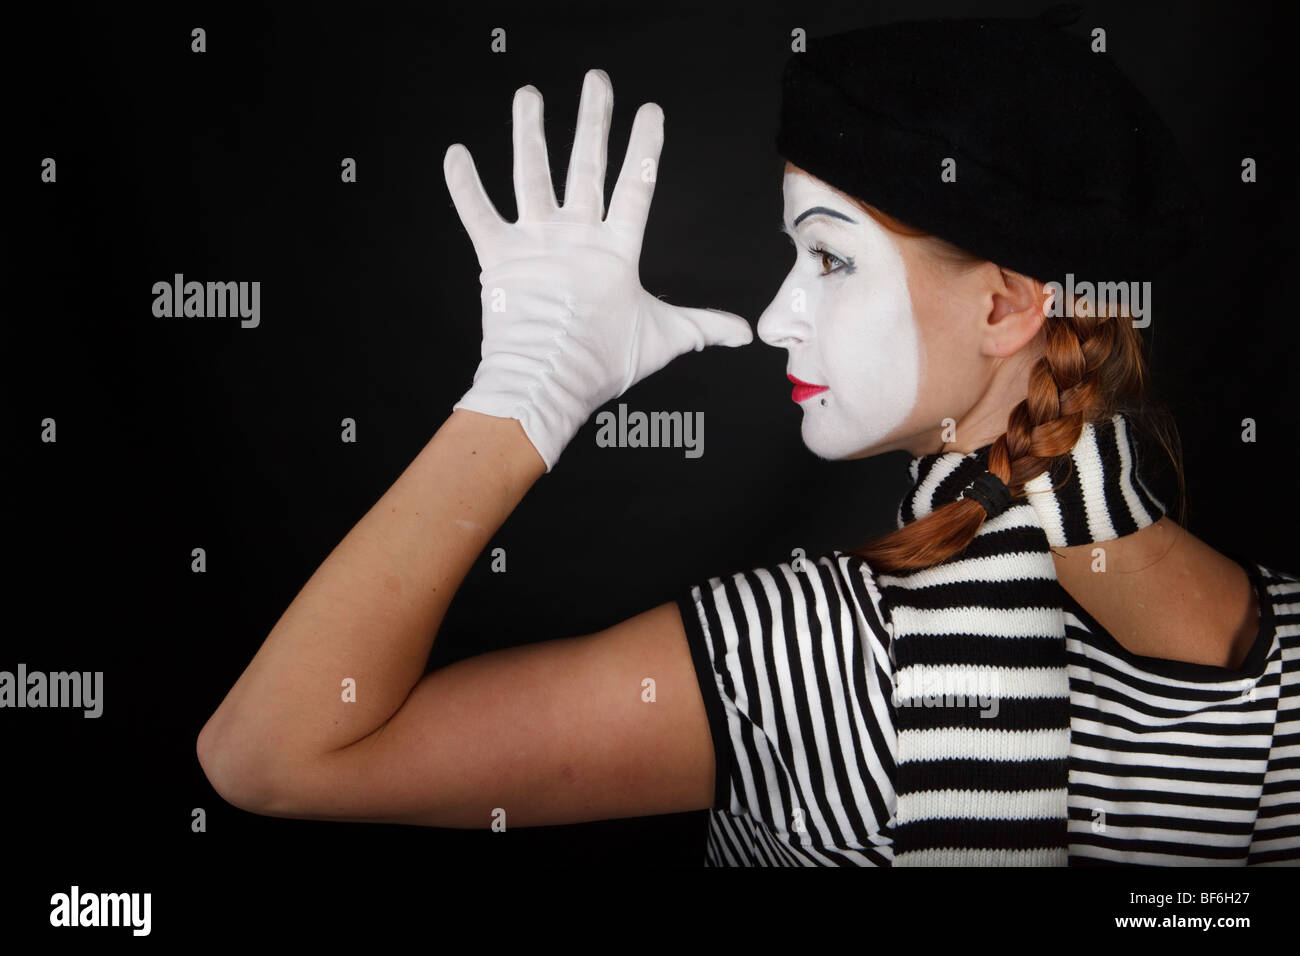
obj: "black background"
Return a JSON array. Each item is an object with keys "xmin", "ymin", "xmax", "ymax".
[{"xmin": 10, "ymin": 0, "xmax": 1298, "ymax": 937}]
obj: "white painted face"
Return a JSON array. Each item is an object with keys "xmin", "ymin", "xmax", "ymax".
[{"xmin": 757, "ymin": 169, "xmax": 922, "ymax": 459}]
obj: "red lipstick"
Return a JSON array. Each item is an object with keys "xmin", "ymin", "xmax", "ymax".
[{"xmin": 788, "ymin": 373, "xmax": 829, "ymax": 403}]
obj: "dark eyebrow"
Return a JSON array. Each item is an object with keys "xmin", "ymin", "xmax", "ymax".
[{"xmin": 793, "ymin": 206, "xmax": 857, "ymax": 228}]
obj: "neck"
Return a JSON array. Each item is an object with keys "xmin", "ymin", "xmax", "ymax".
[{"xmin": 910, "ymin": 333, "xmax": 1044, "ymax": 457}]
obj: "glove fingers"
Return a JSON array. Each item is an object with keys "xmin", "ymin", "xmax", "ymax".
[
  {"xmin": 444, "ymin": 143, "xmax": 507, "ymax": 254},
  {"xmin": 607, "ymin": 102, "xmax": 664, "ymax": 239},
  {"xmin": 513, "ymin": 85, "xmax": 558, "ymax": 221},
  {"xmin": 561, "ymin": 69, "xmax": 613, "ymax": 220}
]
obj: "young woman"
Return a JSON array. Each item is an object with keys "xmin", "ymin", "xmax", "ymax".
[{"xmin": 195, "ymin": 16, "xmax": 1300, "ymax": 866}]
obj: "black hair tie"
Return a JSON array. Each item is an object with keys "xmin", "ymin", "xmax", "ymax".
[{"xmin": 961, "ymin": 471, "xmax": 1014, "ymax": 518}]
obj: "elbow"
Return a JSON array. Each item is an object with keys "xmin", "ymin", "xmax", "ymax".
[{"xmin": 196, "ymin": 720, "xmax": 280, "ymax": 815}]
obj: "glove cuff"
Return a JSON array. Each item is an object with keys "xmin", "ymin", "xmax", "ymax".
[{"xmin": 453, "ymin": 381, "xmax": 584, "ymax": 474}]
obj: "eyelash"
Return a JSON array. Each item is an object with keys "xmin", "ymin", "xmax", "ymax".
[{"xmin": 806, "ymin": 244, "xmax": 852, "ymax": 275}]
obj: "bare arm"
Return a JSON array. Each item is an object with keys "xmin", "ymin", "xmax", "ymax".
[
  {"xmin": 196, "ymin": 408, "xmax": 718, "ymax": 824},
  {"xmin": 196, "ymin": 409, "xmax": 546, "ymax": 797}
]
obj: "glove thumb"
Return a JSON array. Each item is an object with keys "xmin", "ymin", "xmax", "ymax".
[
  {"xmin": 675, "ymin": 305, "xmax": 755, "ymax": 349},
  {"xmin": 632, "ymin": 298, "xmax": 753, "ymax": 385}
]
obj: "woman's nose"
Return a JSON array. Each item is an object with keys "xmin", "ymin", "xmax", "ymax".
[{"xmin": 757, "ymin": 273, "xmax": 813, "ymax": 348}]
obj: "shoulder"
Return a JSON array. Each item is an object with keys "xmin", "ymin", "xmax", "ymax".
[
  {"xmin": 678, "ymin": 549, "xmax": 893, "ymax": 650},
  {"xmin": 1217, "ymin": 555, "xmax": 1299, "ymax": 648}
]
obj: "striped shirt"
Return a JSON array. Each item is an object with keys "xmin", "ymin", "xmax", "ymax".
[{"xmin": 677, "ymin": 549, "xmax": 1300, "ymax": 866}]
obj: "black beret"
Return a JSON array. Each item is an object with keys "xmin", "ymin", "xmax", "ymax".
[{"xmin": 775, "ymin": 11, "xmax": 1203, "ymax": 282}]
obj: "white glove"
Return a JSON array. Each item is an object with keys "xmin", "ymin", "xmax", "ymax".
[{"xmin": 443, "ymin": 68, "xmax": 753, "ymax": 472}]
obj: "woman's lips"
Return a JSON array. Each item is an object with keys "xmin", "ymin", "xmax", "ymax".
[{"xmin": 788, "ymin": 373, "xmax": 829, "ymax": 403}]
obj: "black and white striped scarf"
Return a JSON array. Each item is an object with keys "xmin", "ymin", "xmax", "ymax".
[{"xmin": 878, "ymin": 412, "xmax": 1166, "ymax": 865}]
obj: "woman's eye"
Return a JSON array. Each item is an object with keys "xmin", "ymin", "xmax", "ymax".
[{"xmin": 806, "ymin": 245, "xmax": 847, "ymax": 275}]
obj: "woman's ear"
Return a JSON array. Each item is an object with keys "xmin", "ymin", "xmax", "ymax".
[{"xmin": 982, "ymin": 267, "xmax": 1047, "ymax": 358}]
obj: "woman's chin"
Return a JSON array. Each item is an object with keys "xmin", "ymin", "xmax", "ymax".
[{"xmin": 800, "ymin": 421, "xmax": 894, "ymax": 462}]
